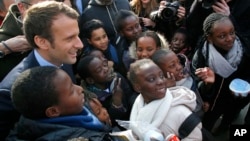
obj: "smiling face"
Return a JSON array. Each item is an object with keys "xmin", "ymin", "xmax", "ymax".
[
  {"xmin": 88, "ymin": 57, "xmax": 115, "ymax": 84},
  {"xmin": 88, "ymin": 28, "xmax": 109, "ymax": 51},
  {"xmin": 158, "ymin": 52, "xmax": 184, "ymax": 81},
  {"xmin": 208, "ymin": 19, "xmax": 236, "ymax": 51},
  {"xmin": 46, "ymin": 14, "xmax": 83, "ymax": 66},
  {"xmin": 136, "ymin": 36, "xmax": 159, "ymax": 59},
  {"xmin": 134, "ymin": 61, "xmax": 166, "ymax": 103},
  {"xmin": 54, "ymin": 69, "xmax": 84, "ymax": 116}
]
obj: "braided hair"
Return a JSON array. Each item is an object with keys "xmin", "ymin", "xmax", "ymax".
[
  {"xmin": 194, "ymin": 13, "xmax": 231, "ymax": 68},
  {"xmin": 203, "ymin": 13, "xmax": 229, "ymax": 36}
]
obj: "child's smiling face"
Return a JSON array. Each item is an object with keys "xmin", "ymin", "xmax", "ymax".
[
  {"xmin": 88, "ymin": 28, "xmax": 109, "ymax": 51},
  {"xmin": 158, "ymin": 52, "xmax": 184, "ymax": 81},
  {"xmin": 136, "ymin": 36, "xmax": 159, "ymax": 59},
  {"xmin": 88, "ymin": 57, "xmax": 115, "ymax": 84}
]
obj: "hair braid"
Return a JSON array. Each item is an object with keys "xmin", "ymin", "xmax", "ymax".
[{"xmin": 203, "ymin": 13, "xmax": 229, "ymax": 36}]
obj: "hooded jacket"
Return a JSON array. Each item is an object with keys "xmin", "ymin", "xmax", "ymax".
[
  {"xmin": 80, "ymin": 0, "xmax": 130, "ymax": 44},
  {"xmin": 130, "ymin": 86, "xmax": 202, "ymax": 140}
]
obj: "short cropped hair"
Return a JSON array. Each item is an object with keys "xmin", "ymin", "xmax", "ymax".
[
  {"xmin": 11, "ymin": 66, "xmax": 60, "ymax": 119},
  {"xmin": 151, "ymin": 48, "xmax": 173, "ymax": 65},
  {"xmin": 81, "ymin": 19, "xmax": 105, "ymax": 39},
  {"xmin": 23, "ymin": 1, "xmax": 79, "ymax": 48},
  {"xmin": 127, "ymin": 58, "xmax": 153, "ymax": 85},
  {"xmin": 77, "ymin": 55, "xmax": 96, "ymax": 80}
]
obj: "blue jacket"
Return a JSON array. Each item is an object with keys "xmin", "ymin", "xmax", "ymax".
[{"xmin": 0, "ymin": 50, "xmax": 76, "ymax": 140}]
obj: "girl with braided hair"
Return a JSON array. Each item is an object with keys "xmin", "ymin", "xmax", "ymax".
[{"xmin": 191, "ymin": 13, "xmax": 250, "ymax": 133}]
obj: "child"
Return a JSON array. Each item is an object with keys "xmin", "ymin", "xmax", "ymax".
[
  {"xmin": 114, "ymin": 9, "xmax": 142, "ymax": 77},
  {"xmin": 192, "ymin": 13, "xmax": 250, "ymax": 132},
  {"xmin": 81, "ymin": 19, "xmax": 119, "ymax": 65},
  {"xmin": 127, "ymin": 59, "xmax": 203, "ymax": 140},
  {"xmin": 77, "ymin": 55, "xmax": 138, "ymax": 126},
  {"xmin": 151, "ymin": 49, "xmax": 204, "ymax": 117},
  {"xmin": 83, "ymin": 89, "xmax": 112, "ymax": 131},
  {"xmin": 129, "ymin": 30, "xmax": 169, "ymax": 60},
  {"xmin": 7, "ymin": 66, "xmax": 111, "ymax": 140},
  {"xmin": 170, "ymin": 28, "xmax": 192, "ymax": 60}
]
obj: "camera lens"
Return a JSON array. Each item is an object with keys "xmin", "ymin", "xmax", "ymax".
[{"xmin": 161, "ymin": 7, "xmax": 177, "ymax": 21}]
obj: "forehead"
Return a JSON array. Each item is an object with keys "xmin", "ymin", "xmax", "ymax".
[
  {"xmin": 136, "ymin": 62, "xmax": 158, "ymax": 75},
  {"xmin": 91, "ymin": 28, "xmax": 106, "ymax": 36},
  {"xmin": 122, "ymin": 16, "xmax": 138, "ymax": 27},
  {"xmin": 88, "ymin": 57, "xmax": 102, "ymax": 69},
  {"xmin": 159, "ymin": 52, "xmax": 178, "ymax": 63},
  {"xmin": 212, "ymin": 19, "xmax": 233, "ymax": 31}
]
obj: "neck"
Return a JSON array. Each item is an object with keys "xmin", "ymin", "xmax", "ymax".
[{"xmin": 213, "ymin": 44, "xmax": 228, "ymax": 56}]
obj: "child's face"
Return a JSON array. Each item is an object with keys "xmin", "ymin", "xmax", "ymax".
[
  {"xmin": 89, "ymin": 49, "xmax": 114, "ymax": 68},
  {"xmin": 120, "ymin": 15, "xmax": 142, "ymax": 42},
  {"xmin": 208, "ymin": 19, "xmax": 236, "ymax": 51},
  {"xmin": 170, "ymin": 32, "xmax": 186, "ymax": 53},
  {"xmin": 136, "ymin": 36, "xmax": 159, "ymax": 59},
  {"xmin": 89, "ymin": 98, "xmax": 111, "ymax": 125},
  {"xmin": 88, "ymin": 57, "xmax": 115, "ymax": 84},
  {"xmin": 88, "ymin": 28, "xmax": 109, "ymax": 51},
  {"xmin": 158, "ymin": 52, "xmax": 184, "ymax": 81},
  {"xmin": 54, "ymin": 70, "xmax": 84, "ymax": 116},
  {"xmin": 134, "ymin": 62, "xmax": 166, "ymax": 103}
]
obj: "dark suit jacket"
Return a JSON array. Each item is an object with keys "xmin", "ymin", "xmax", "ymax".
[{"xmin": 0, "ymin": 50, "xmax": 76, "ymax": 140}]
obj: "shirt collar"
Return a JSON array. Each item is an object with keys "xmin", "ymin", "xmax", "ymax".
[{"xmin": 34, "ymin": 49, "xmax": 63, "ymax": 68}]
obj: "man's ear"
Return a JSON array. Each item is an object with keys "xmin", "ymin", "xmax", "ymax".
[
  {"xmin": 86, "ymin": 77, "xmax": 94, "ymax": 84},
  {"xmin": 45, "ymin": 106, "xmax": 60, "ymax": 118},
  {"xmin": 34, "ymin": 35, "xmax": 50, "ymax": 50}
]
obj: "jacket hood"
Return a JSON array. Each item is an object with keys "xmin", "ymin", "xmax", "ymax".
[
  {"xmin": 168, "ymin": 86, "xmax": 197, "ymax": 111},
  {"xmin": 129, "ymin": 32, "xmax": 170, "ymax": 60}
]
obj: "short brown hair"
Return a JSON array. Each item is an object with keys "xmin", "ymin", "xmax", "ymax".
[{"xmin": 23, "ymin": 1, "xmax": 79, "ymax": 48}]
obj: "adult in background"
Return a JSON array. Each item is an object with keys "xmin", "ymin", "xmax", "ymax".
[
  {"xmin": 80, "ymin": 0, "xmax": 131, "ymax": 45},
  {"xmin": 0, "ymin": 1, "xmax": 83, "ymax": 139},
  {"xmin": 0, "ymin": 0, "xmax": 15, "ymax": 25}
]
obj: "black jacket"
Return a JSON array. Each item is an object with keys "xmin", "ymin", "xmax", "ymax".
[{"xmin": 6, "ymin": 116, "xmax": 111, "ymax": 141}]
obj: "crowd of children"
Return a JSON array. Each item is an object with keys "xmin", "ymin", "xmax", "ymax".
[{"xmin": 0, "ymin": 0, "xmax": 249, "ymax": 140}]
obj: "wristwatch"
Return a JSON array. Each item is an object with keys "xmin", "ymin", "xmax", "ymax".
[{"xmin": 0, "ymin": 50, "xmax": 5, "ymax": 58}]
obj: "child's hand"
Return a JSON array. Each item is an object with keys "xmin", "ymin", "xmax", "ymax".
[
  {"xmin": 195, "ymin": 67, "xmax": 215, "ymax": 84},
  {"xmin": 112, "ymin": 78, "xmax": 123, "ymax": 106},
  {"xmin": 165, "ymin": 72, "xmax": 176, "ymax": 88}
]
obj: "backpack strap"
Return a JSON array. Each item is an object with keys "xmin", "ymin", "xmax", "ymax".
[{"xmin": 178, "ymin": 112, "xmax": 201, "ymax": 139}]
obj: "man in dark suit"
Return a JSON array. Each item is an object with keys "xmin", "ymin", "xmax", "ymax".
[{"xmin": 0, "ymin": 1, "xmax": 83, "ymax": 139}]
